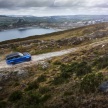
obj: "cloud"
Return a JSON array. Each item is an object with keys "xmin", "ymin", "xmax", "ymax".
[
  {"xmin": 0, "ymin": 0, "xmax": 15, "ymax": 8},
  {"xmin": 0, "ymin": 0, "xmax": 108, "ymax": 8},
  {"xmin": 53, "ymin": 0, "xmax": 87, "ymax": 7},
  {"xmin": 0, "ymin": 0, "xmax": 54, "ymax": 8},
  {"xmin": 84, "ymin": 0, "xmax": 108, "ymax": 8},
  {"xmin": 0, "ymin": 0, "xmax": 107, "ymax": 8},
  {"xmin": 0, "ymin": 0, "xmax": 108, "ymax": 15}
]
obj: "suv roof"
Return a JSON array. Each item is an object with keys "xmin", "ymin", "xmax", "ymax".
[{"xmin": 6, "ymin": 52, "xmax": 20, "ymax": 59}]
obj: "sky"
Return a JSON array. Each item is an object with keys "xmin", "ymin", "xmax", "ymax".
[{"xmin": 0, "ymin": 0, "xmax": 108, "ymax": 16}]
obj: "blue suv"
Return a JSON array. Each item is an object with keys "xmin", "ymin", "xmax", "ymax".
[{"xmin": 6, "ymin": 52, "xmax": 31, "ymax": 65}]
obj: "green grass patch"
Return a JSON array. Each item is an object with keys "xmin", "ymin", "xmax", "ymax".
[
  {"xmin": 9, "ymin": 90, "xmax": 23, "ymax": 102},
  {"xmin": 37, "ymin": 75, "xmax": 46, "ymax": 83},
  {"xmin": 93, "ymin": 55, "xmax": 108, "ymax": 69},
  {"xmin": 80, "ymin": 72, "xmax": 103, "ymax": 93},
  {"xmin": 60, "ymin": 61, "xmax": 92, "ymax": 77},
  {"xmin": 25, "ymin": 80, "xmax": 39, "ymax": 91}
]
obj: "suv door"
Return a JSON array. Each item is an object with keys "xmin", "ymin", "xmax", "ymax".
[
  {"xmin": 14, "ymin": 55, "xmax": 23, "ymax": 63},
  {"xmin": 6, "ymin": 56, "xmax": 15, "ymax": 64},
  {"xmin": 14, "ymin": 55, "xmax": 27, "ymax": 63}
]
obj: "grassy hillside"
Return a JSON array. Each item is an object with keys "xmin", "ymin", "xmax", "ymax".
[
  {"xmin": 1, "ymin": 23, "xmax": 108, "ymax": 108},
  {"xmin": 0, "ymin": 22, "xmax": 107, "ymax": 44},
  {"xmin": 0, "ymin": 22, "xmax": 108, "ymax": 59}
]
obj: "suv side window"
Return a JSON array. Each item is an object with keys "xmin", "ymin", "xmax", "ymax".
[
  {"xmin": 14, "ymin": 55, "xmax": 21, "ymax": 58},
  {"xmin": 6, "ymin": 54, "xmax": 22, "ymax": 60},
  {"xmin": 7, "ymin": 57, "xmax": 14, "ymax": 60}
]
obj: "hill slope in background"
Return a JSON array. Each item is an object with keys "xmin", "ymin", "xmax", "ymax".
[
  {"xmin": 1, "ymin": 23, "xmax": 108, "ymax": 108},
  {"xmin": 0, "ymin": 15, "xmax": 108, "ymax": 30}
]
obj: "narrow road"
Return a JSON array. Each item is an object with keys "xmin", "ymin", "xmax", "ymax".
[
  {"xmin": 0, "ymin": 47, "xmax": 78, "ymax": 69},
  {"xmin": 0, "ymin": 39, "xmax": 107, "ymax": 70}
]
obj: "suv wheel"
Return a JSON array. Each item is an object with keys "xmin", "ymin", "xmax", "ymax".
[{"xmin": 11, "ymin": 62, "xmax": 15, "ymax": 65}]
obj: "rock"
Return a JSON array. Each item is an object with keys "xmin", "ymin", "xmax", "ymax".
[
  {"xmin": 0, "ymin": 69, "xmax": 28, "ymax": 83},
  {"xmin": 0, "ymin": 73, "xmax": 4, "ymax": 81},
  {"xmin": 20, "ymin": 83, "xmax": 26, "ymax": 89},
  {"xmin": 99, "ymin": 81, "xmax": 108, "ymax": 92},
  {"xmin": 0, "ymin": 73, "xmax": 8, "ymax": 81},
  {"xmin": 102, "ymin": 45, "xmax": 105, "ymax": 48},
  {"xmin": 16, "ymin": 69, "xmax": 28, "ymax": 78},
  {"xmin": 0, "ymin": 87, "xmax": 2, "ymax": 91},
  {"xmin": 39, "ymin": 61, "xmax": 49, "ymax": 69},
  {"xmin": 72, "ymin": 38, "xmax": 82, "ymax": 45}
]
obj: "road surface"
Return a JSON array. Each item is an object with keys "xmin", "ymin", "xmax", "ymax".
[
  {"xmin": 0, "ymin": 39, "xmax": 107, "ymax": 70},
  {"xmin": 0, "ymin": 47, "xmax": 78, "ymax": 70}
]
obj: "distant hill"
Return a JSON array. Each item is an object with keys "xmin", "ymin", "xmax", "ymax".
[{"xmin": 0, "ymin": 15, "xmax": 108, "ymax": 36}]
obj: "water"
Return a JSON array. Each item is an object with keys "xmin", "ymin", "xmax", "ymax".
[{"xmin": 0, "ymin": 27, "xmax": 58, "ymax": 42}]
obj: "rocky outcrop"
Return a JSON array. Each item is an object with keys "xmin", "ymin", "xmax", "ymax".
[
  {"xmin": 56, "ymin": 30, "xmax": 108, "ymax": 46},
  {"xmin": 0, "ymin": 69, "xmax": 28, "ymax": 83},
  {"xmin": 86, "ymin": 30, "xmax": 108, "ymax": 39},
  {"xmin": 0, "ymin": 39, "xmax": 41, "ymax": 49}
]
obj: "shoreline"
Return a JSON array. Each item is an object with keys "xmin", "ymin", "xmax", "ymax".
[
  {"xmin": 0, "ymin": 23, "xmax": 103, "ymax": 46},
  {"xmin": 0, "ymin": 26, "xmax": 65, "ymax": 44},
  {"xmin": 0, "ymin": 24, "xmax": 66, "ymax": 32},
  {"xmin": 0, "ymin": 26, "xmax": 54, "ymax": 32}
]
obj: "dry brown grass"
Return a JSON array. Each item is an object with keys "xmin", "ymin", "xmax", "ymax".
[{"xmin": 1, "ymin": 23, "xmax": 108, "ymax": 108}]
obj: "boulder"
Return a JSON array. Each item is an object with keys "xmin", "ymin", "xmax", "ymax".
[{"xmin": 99, "ymin": 81, "xmax": 108, "ymax": 92}]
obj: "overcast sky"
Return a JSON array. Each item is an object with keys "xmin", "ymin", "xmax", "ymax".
[{"xmin": 0, "ymin": 0, "xmax": 108, "ymax": 16}]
